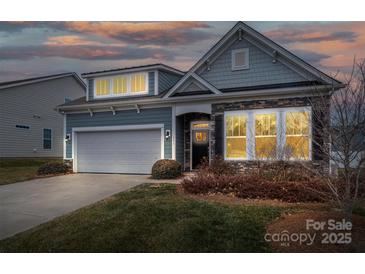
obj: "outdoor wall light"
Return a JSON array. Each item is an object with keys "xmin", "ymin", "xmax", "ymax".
[
  {"xmin": 65, "ymin": 133, "xmax": 71, "ymax": 142},
  {"xmin": 165, "ymin": 130, "xmax": 171, "ymax": 140}
]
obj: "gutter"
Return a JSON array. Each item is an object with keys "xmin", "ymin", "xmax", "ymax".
[{"xmin": 57, "ymin": 84, "xmax": 341, "ymax": 113}]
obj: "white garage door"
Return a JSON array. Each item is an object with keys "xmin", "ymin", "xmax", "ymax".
[{"xmin": 76, "ymin": 129, "xmax": 162, "ymax": 174}]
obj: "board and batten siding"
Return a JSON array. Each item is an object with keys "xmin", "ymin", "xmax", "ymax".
[
  {"xmin": 198, "ymin": 37, "xmax": 310, "ymax": 90},
  {"xmin": 87, "ymin": 71, "xmax": 155, "ymax": 100},
  {"xmin": 0, "ymin": 76, "xmax": 86, "ymax": 158},
  {"xmin": 65, "ymin": 107, "xmax": 172, "ymax": 159}
]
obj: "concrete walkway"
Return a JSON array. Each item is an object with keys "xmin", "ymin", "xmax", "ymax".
[{"xmin": 0, "ymin": 174, "xmax": 175, "ymax": 240}]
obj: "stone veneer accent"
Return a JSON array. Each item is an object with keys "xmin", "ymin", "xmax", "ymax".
[{"xmin": 209, "ymin": 96, "xmax": 330, "ymax": 173}]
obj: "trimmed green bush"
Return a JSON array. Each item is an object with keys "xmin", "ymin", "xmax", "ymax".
[
  {"xmin": 37, "ymin": 162, "xmax": 69, "ymax": 175},
  {"xmin": 151, "ymin": 159, "xmax": 182, "ymax": 179}
]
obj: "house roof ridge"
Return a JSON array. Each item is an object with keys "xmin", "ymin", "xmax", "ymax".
[
  {"xmin": 0, "ymin": 72, "xmax": 86, "ymax": 90},
  {"xmin": 81, "ymin": 63, "xmax": 186, "ymax": 77}
]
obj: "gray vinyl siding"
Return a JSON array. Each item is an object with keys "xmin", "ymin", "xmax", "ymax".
[
  {"xmin": 158, "ymin": 71, "xmax": 181, "ymax": 93},
  {"xmin": 175, "ymin": 115, "xmax": 184, "ymax": 165},
  {"xmin": 66, "ymin": 107, "xmax": 172, "ymax": 159},
  {"xmin": 0, "ymin": 77, "xmax": 85, "ymax": 158},
  {"xmin": 198, "ymin": 37, "xmax": 309, "ymax": 90},
  {"xmin": 148, "ymin": 71, "xmax": 155, "ymax": 95},
  {"xmin": 88, "ymin": 79, "xmax": 94, "ymax": 100}
]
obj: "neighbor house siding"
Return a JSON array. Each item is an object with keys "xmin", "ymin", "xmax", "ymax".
[
  {"xmin": 0, "ymin": 77, "xmax": 85, "ymax": 158},
  {"xmin": 198, "ymin": 37, "xmax": 309, "ymax": 90},
  {"xmin": 158, "ymin": 71, "xmax": 182, "ymax": 93},
  {"xmin": 65, "ymin": 107, "xmax": 172, "ymax": 159}
]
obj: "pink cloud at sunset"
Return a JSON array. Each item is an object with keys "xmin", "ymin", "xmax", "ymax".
[{"xmin": 0, "ymin": 21, "xmax": 364, "ymax": 82}]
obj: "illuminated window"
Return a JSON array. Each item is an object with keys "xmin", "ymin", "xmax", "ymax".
[
  {"xmin": 192, "ymin": 123, "xmax": 209, "ymax": 129},
  {"xmin": 95, "ymin": 79, "xmax": 110, "ymax": 96},
  {"xmin": 194, "ymin": 132, "xmax": 208, "ymax": 144},
  {"xmin": 255, "ymin": 113, "xmax": 277, "ymax": 159},
  {"xmin": 225, "ymin": 114, "xmax": 247, "ymax": 159},
  {"xmin": 94, "ymin": 73, "xmax": 148, "ymax": 98},
  {"xmin": 113, "ymin": 76, "xmax": 128, "ymax": 95},
  {"xmin": 131, "ymin": 73, "xmax": 147, "ymax": 93},
  {"xmin": 285, "ymin": 111, "xmax": 310, "ymax": 160}
]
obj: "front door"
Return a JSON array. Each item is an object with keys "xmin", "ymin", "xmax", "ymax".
[{"xmin": 191, "ymin": 122, "xmax": 210, "ymax": 169}]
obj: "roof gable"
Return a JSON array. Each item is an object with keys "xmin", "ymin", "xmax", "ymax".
[
  {"xmin": 197, "ymin": 35, "xmax": 309, "ymax": 90},
  {"xmin": 164, "ymin": 21, "xmax": 342, "ymax": 98}
]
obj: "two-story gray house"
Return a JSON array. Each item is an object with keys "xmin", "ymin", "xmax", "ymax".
[
  {"xmin": 0, "ymin": 73, "xmax": 86, "ymax": 158},
  {"xmin": 57, "ymin": 22, "xmax": 343, "ymax": 174}
]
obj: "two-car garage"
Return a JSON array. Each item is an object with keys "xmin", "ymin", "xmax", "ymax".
[{"xmin": 73, "ymin": 125, "xmax": 164, "ymax": 174}]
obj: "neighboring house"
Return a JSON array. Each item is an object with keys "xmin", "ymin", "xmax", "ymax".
[
  {"xmin": 57, "ymin": 22, "xmax": 343, "ymax": 174},
  {"xmin": 0, "ymin": 73, "xmax": 86, "ymax": 158}
]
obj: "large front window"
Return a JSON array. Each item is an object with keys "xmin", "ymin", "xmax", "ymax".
[
  {"xmin": 225, "ymin": 113, "xmax": 247, "ymax": 159},
  {"xmin": 285, "ymin": 111, "xmax": 310, "ymax": 160},
  {"xmin": 255, "ymin": 113, "xmax": 277, "ymax": 159},
  {"xmin": 224, "ymin": 107, "xmax": 311, "ymax": 161},
  {"xmin": 94, "ymin": 72, "xmax": 148, "ymax": 98}
]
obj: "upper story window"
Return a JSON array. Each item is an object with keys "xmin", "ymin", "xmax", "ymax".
[
  {"xmin": 94, "ymin": 72, "xmax": 148, "ymax": 98},
  {"xmin": 231, "ymin": 48, "xmax": 249, "ymax": 71}
]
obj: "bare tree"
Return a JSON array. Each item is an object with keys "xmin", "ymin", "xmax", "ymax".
[{"xmin": 309, "ymin": 58, "xmax": 365, "ymax": 218}]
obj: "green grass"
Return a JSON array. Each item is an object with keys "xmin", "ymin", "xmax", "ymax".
[
  {"xmin": 0, "ymin": 184, "xmax": 284, "ymax": 252},
  {"xmin": 0, "ymin": 158, "xmax": 62, "ymax": 185}
]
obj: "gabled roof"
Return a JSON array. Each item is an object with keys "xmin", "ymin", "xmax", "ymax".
[
  {"xmin": 164, "ymin": 21, "xmax": 343, "ymax": 98},
  {"xmin": 81, "ymin": 63, "xmax": 185, "ymax": 78},
  {"xmin": 0, "ymin": 72, "xmax": 86, "ymax": 90}
]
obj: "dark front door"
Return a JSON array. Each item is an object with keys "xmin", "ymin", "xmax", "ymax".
[{"xmin": 191, "ymin": 122, "xmax": 209, "ymax": 169}]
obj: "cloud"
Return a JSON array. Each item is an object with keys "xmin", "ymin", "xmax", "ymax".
[
  {"xmin": 291, "ymin": 49, "xmax": 330, "ymax": 65},
  {"xmin": 0, "ymin": 21, "xmax": 216, "ymax": 46},
  {"xmin": 265, "ymin": 28, "xmax": 358, "ymax": 44},
  {"xmin": 44, "ymin": 35, "xmax": 99, "ymax": 46},
  {"xmin": 0, "ymin": 44, "xmax": 176, "ymax": 61}
]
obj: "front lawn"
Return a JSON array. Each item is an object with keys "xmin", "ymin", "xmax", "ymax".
[
  {"xmin": 0, "ymin": 158, "xmax": 62, "ymax": 185},
  {"xmin": 0, "ymin": 184, "xmax": 284, "ymax": 252}
]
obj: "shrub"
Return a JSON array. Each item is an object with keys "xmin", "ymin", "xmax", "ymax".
[
  {"xmin": 251, "ymin": 161, "xmax": 315, "ymax": 183},
  {"xmin": 37, "ymin": 162, "xmax": 69, "ymax": 175},
  {"xmin": 181, "ymin": 174, "xmax": 329, "ymax": 203},
  {"xmin": 197, "ymin": 156, "xmax": 238, "ymax": 177},
  {"xmin": 151, "ymin": 159, "xmax": 182, "ymax": 179}
]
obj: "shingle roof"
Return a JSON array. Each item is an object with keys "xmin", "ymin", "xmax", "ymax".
[
  {"xmin": 81, "ymin": 63, "xmax": 185, "ymax": 77},
  {"xmin": 0, "ymin": 72, "xmax": 86, "ymax": 90}
]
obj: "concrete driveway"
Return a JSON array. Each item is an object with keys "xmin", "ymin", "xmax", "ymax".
[{"xmin": 0, "ymin": 174, "xmax": 156, "ymax": 240}]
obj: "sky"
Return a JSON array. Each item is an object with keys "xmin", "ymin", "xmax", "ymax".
[{"xmin": 0, "ymin": 21, "xmax": 364, "ymax": 82}]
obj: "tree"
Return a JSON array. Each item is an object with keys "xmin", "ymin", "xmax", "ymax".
[{"xmin": 309, "ymin": 59, "xmax": 365, "ymax": 218}]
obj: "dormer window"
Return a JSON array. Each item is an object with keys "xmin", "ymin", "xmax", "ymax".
[
  {"xmin": 94, "ymin": 72, "xmax": 148, "ymax": 98},
  {"xmin": 231, "ymin": 48, "xmax": 249, "ymax": 71}
]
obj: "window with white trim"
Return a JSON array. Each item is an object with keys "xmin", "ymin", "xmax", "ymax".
[
  {"xmin": 285, "ymin": 111, "xmax": 310, "ymax": 160},
  {"xmin": 94, "ymin": 72, "xmax": 148, "ymax": 98},
  {"xmin": 225, "ymin": 113, "xmax": 247, "ymax": 159},
  {"xmin": 255, "ymin": 113, "xmax": 277, "ymax": 159},
  {"xmin": 224, "ymin": 107, "xmax": 311, "ymax": 161},
  {"xmin": 232, "ymin": 48, "xmax": 249, "ymax": 71},
  {"xmin": 43, "ymin": 128, "xmax": 52, "ymax": 150}
]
